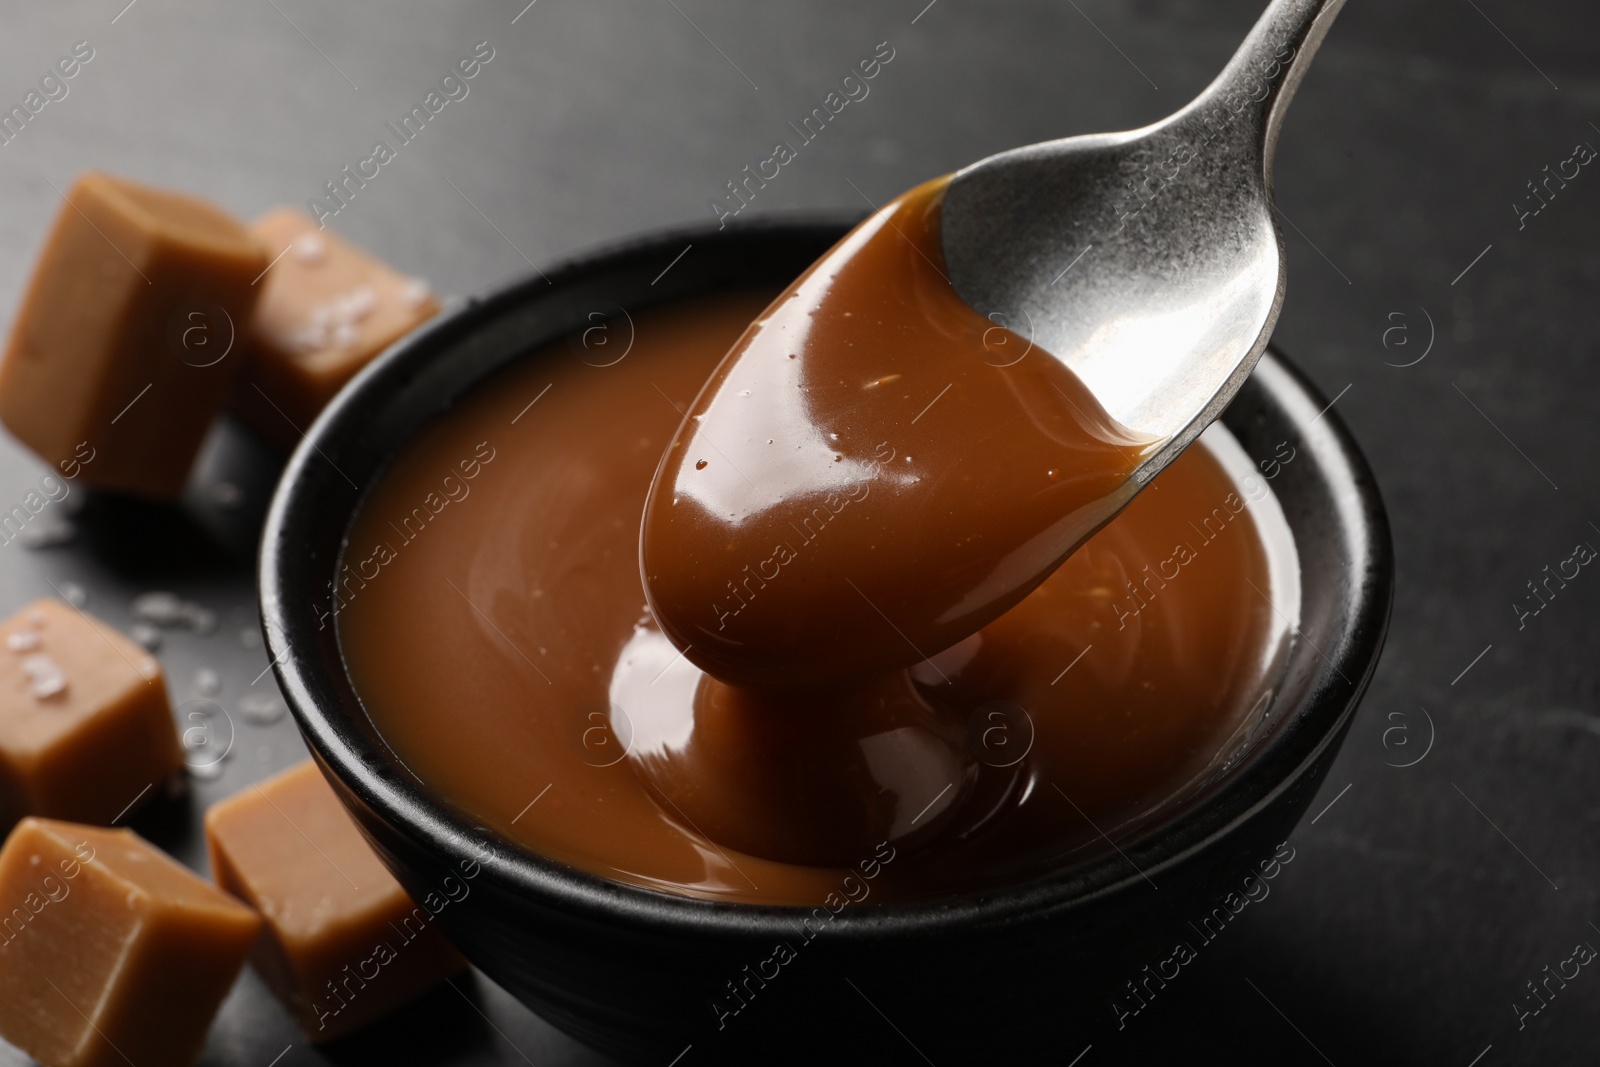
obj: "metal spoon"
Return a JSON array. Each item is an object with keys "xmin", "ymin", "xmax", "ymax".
[
  {"xmin": 636, "ymin": 0, "xmax": 1347, "ymax": 691},
  {"xmin": 942, "ymin": 0, "xmax": 1346, "ymax": 485}
]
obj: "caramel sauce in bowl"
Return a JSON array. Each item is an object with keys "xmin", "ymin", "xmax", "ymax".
[{"xmin": 261, "ymin": 218, "xmax": 1391, "ymax": 1061}]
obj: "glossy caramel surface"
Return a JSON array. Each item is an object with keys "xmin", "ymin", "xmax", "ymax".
[
  {"xmin": 640, "ymin": 177, "xmax": 1152, "ymax": 688},
  {"xmin": 340, "ymin": 292, "xmax": 1294, "ymax": 905}
]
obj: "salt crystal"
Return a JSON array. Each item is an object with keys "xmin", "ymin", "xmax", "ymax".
[
  {"xmin": 194, "ymin": 668, "xmax": 221, "ymax": 697},
  {"xmin": 133, "ymin": 592, "xmax": 216, "ymax": 635},
  {"xmin": 293, "ymin": 233, "xmax": 327, "ymax": 265},
  {"xmin": 340, "ymin": 286, "xmax": 377, "ymax": 321},
  {"xmin": 129, "ymin": 624, "xmax": 161, "ymax": 651},
  {"xmin": 186, "ymin": 759, "xmax": 226, "ymax": 781},
  {"xmin": 401, "ymin": 278, "xmax": 432, "ymax": 309},
  {"xmin": 284, "ymin": 277, "xmax": 401, "ymax": 354},
  {"xmin": 6, "ymin": 630, "xmax": 40, "ymax": 652},
  {"xmin": 19, "ymin": 517, "xmax": 75, "ymax": 550},
  {"xmin": 238, "ymin": 692, "xmax": 285, "ymax": 726},
  {"xmin": 289, "ymin": 326, "xmax": 327, "ymax": 353},
  {"xmin": 58, "ymin": 582, "xmax": 87, "ymax": 608},
  {"xmin": 184, "ymin": 605, "xmax": 217, "ymax": 636},
  {"xmin": 21, "ymin": 653, "xmax": 67, "ymax": 700},
  {"xmin": 132, "ymin": 592, "xmax": 185, "ymax": 626}
]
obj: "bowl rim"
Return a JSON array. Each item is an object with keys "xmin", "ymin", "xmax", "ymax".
[{"xmin": 260, "ymin": 213, "xmax": 1393, "ymax": 942}]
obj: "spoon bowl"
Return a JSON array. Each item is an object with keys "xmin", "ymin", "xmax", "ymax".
[{"xmin": 943, "ymin": 0, "xmax": 1346, "ymax": 483}]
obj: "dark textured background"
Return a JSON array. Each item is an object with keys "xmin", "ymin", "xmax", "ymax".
[{"xmin": 0, "ymin": 1, "xmax": 1595, "ymax": 1064}]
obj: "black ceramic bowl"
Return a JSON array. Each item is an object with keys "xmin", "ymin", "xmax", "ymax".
[{"xmin": 261, "ymin": 218, "xmax": 1392, "ymax": 1063}]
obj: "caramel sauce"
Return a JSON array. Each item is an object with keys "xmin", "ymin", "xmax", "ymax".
[
  {"xmin": 640, "ymin": 177, "xmax": 1153, "ymax": 689},
  {"xmin": 339, "ymin": 288, "xmax": 1295, "ymax": 903}
]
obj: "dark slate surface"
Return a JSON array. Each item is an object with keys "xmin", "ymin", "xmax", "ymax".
[{"xmin": 0, "ymin": 1, "xmax": 1595, "ymax": 1064}]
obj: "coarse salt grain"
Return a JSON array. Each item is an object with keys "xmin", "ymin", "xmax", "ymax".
[
  {"xmin": 18, "ymin": 517, "xmax": 75, "ymax": 550},
  {"xmin": 291, "ymin": 286, "xmax": 378, "ymax": 352},
  {"xmin": 21, "ymin": 653, "xmax": 67, "ymax": 700},
  {"xmin": 293, "ymin": 233, "xmax": 327, "ymax": 265},
  {"xmin": 131, "ymin": 592, "xmax": 185, "ymax": 626},
  {"xmin": 194, "ymin": 668, "xmax": 221, "ymax": 697},
  {"xmin": 401, "ymin": 278, "xmax": 433, "ymax": 309},
  {"xmin": 238, "ymin": 693, "xmax": 285, "ymax": 726}
]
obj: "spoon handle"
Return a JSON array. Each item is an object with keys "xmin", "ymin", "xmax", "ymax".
[{"xmin": 1176, "ymin": 0, "xmax": 1347, "ymax": 186}]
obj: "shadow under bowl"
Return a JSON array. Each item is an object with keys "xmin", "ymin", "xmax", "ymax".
[{"xmin": 260, "ymin": 217, "xmax": 1392, "ymax": 1063}]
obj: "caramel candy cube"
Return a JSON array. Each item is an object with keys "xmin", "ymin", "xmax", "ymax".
[
  {"xmin": 0, "ymin": 818, "xmax": 261, "ymax": 1067},
  {"xmin": 205, "ymin": 760, "xmax": 467, "ymax": 1042},
  {"xmin": 0, "ymin": 599, "xmax": 180, "ymax": 832},
  {"xmin": 233, "ymin": 209, "xmax": 440, "ymax": 450},
  {"xmin": 0, "ymin": 172, "xmax": 266, "ymax": 499}
]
